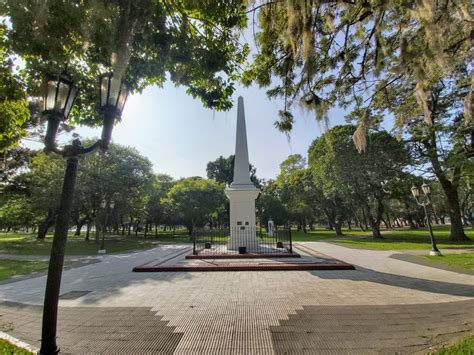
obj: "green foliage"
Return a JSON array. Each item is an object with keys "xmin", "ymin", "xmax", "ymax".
[
  {"xmin": 0, "ymin": 196, "xmax": 35, "ymax": 229},
  {"xmin": 206, "ymin": 154, "xmax": 260, "ymax": 187},
  {"xmin": 0, "ymin": 22, "xmax": 31, "ymax": 152},
  {"xmin": 144, "ymin": 174, "xmax": 175, "ymax": 229},
  {"xmin": 0, "ymin": 259, "xmax": 49, "ymax": 281},
  {"xmin": 256, "ymin": 193, "xmax": 288, "ymax": 226},
  {"xmin": 425, "ymin": 253, "xmax": 474, "ymax": 271},
  {"xmin": 431, "ymin": 336, "xmax": 474, "ymax": 355},
  {"xmin": 334, "ymin": 226, "xmax": 474, "ymax": 250},
  {"xmin": 3, "ymin": 0, "xmax": 249, "ymax": 133},
  {"xmin": 165, "ymin": 177, "xmax": 226, "ymax": 233},
  {"xmin": 309, "ymin": 125, "xmax": 410, "ymax": 237},
  {"xmin": 77, "ymin": 142, "xmax": 154, "ymax": 219},
  {"xmin": 0, "ymin": 97, "xmax": 30, "ymax": 151},
  {"xmin": 273, "ymin": 154, "xmax": 315, "ymax": 229},
  {"xmin": 248, "ymin": 1, "xmax": 472, "ymax": 135},
  {"xmin": 0, "ymin": 339, "xmax": 33, "ymax": 354}
]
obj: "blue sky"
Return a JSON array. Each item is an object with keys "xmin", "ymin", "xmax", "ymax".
[
  {"xmin": 25, "ymin": 80, "xmax": 349, "ymax": 180},
  {"xmin": 23, "ymin": 23, "xmax": 353, "ymax": 180}
]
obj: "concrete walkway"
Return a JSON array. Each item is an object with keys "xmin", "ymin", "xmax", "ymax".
[{"xmin": 0, "ymin": 242, "xmax": 472, "ymax": 354}]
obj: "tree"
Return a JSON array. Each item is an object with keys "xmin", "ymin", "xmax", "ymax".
[
  {"xmin": 275, "ymin": 155, "xmax": 314, "ymax": 232},
  {"xmin": 27, "ymin": 152, "xmax": 66, "ymax": 239},
  {"xmin": 0, "ymin": 196, "xmax": 34, "ymax": 231},
  {"xmin": 0, "ymin": 146, "xmax": 32, "ymax": 192},
  {"xmin": 75, "ymin": 142, "xmax": 154, "ymax": 239},
  {"xmin": 246, "ymin": 1, "xmax": 471, "ymax": 138},
  {"xmin": 206, "ymin": 155, "xmax": 260, "ymax": 187},
  {"xmin": 379, "ymin": 77, "xmax": 472, "ymax": 241},
  {"xmin": 143, "ymin": 174, "xmax": 175, "ymax": 236},
  {"xmin": 256, "ymin": 180, "xmax": 288, "ymax": 227},
  {"xmin": 3, "ymin": 0, "xmax": 249, "ymax": 138},
  {"xmin": 165, "ymin": 177, "xmax": 226, "ymax": 234},
  {"xmin": 309, "ymin": 125, "xmax": 410, "ymax": 238},
  {"xmin": 246, "ymin": 1, "xmax": 472, "ymax": 240},
  {"xmin": 0, "ymin": 22, "xmax": 32, "ymax": 152}
]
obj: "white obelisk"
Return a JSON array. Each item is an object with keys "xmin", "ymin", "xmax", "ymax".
[{"xmin": 225, "ymin": 96, "xmax": 260, "ymax": 251}]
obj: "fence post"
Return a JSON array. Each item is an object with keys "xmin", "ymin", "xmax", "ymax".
[
  {"xmin": 288, "ymin": 225, "xmax": 293, "ymax": 253},
  {"xmin": 192, "ymin": 230, "xmax": 196, "ymax": 255}
]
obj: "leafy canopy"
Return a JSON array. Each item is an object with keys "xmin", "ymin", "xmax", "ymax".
[
  {"xmin": 2, "ymin": 0, "xmax": 249, "ymax": 136},
  {"xmin": 246, "ymin": 0, "xmax": 472, "ymax": 147}
]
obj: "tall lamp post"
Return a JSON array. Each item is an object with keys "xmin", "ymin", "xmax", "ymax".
[
  {"xmin": 411, "ymin": 183, "xmax": 442, "ymax": 256},
  {"xmin": 99, "ymin": 199, "xmax": 115, "ymax": 253},
  {"xmin": 39, "ymin": 71, "xmax": 129, "ymax": 355}
]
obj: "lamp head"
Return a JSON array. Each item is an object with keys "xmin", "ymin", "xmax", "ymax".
[
  {"xmin": 421, "ymin": 183, "xmax": 430, "ymax": 196},
  {"xmin": 99, "ymin": 72, "xmax": 130, "ymax": 151},
  {"xmin": 43, "ymin": 72, "xmax": 78, "ymax": 119},
  {"xmin": 411, "ymin": 185, "xmax": 420, "ymax": 198},
  {"xmin": 42, "ymin": 71, "xmax": 79, "ymax": 151}
]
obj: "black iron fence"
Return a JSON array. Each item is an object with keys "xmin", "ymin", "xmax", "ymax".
[{"xmin": 192, "ymin": 226, "xmax": 293, "ymax": 255}]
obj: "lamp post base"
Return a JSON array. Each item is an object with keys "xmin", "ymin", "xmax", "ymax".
[
  {"xmin": 429, "ymin": 250, "xmax": 442, "ymax": 256},
  {"xmin": 39, "ymin": 345, "xmax": 60, "ymax": 355}
]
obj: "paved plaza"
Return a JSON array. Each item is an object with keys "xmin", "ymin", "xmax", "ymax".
[{"xmin": 0, "ymin": 242, "xmax": 473, "ymax": 354}]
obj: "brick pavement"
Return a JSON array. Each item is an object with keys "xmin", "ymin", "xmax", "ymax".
[{"xmin": 0, "ymin": 242, "xmax": 472, "ymax": 354}]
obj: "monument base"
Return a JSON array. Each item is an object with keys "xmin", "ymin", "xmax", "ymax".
[{"xmin": 227, "ymin": 229, "xmax": 260, "ymax": 253}]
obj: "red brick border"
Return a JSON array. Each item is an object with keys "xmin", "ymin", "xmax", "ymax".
[{"xmin": 133, "ymin": 262, "xmax": 354, "ymax": 272}]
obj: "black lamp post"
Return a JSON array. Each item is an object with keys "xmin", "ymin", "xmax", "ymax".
[
  {"xmin": 39, "ymin": 71, "xmax": 129, "ymax": 355},
  {"xmin": 411, "ymin": 183, "xmax": 442, "ymax": 256}
]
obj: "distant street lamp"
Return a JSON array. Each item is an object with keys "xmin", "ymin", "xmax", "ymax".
[
  {"xmin": 40, "ymin": 70, "xmax": 129, "ymax": 355},
  {"xmin": 99, "ymin": 199, "xmax": 115, "ymax": 253},
  {"xmin": 411, "ymin": 183, "xmax": 442, "ymax": 256}
]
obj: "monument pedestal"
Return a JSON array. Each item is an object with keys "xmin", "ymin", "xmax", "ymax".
[{"xmin": 225, "ymin": 185, "xmax": 260, "ymax": 252}]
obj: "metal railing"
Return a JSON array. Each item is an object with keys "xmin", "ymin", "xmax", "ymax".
[{"xmin": 192, "ymin": 226, "xmax": 292, "ymax": 255}]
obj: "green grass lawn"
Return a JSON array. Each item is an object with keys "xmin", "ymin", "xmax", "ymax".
[
  {"xmin": 291, "ymin": 228, "xmax": 368, "ymax": 242},
  {"xmin": 0, "ymin": 339, "xmax": 33, "ymax": 354},
  {"xmin": 424, "ymin": 253, "xmax": 474, "ymax": 270},
  {"xmin": 0, "ymin": 259, "xmax": 51, "ymax": 281},
  {"xmin": 0, "ymin": 232, "xmax": 158, "ymax": 256},
  {"xmin": 431, "ymin": 335, "xmax": 474, "ymax": 354},
  {"xmin": 331, "ymin": 226, "xmax": 474, "ymax": 251}
]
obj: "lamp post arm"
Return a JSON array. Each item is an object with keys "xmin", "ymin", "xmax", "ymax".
[{"xmin": 82, "ymin": 140, "xmax": 102, "ymax": 154}]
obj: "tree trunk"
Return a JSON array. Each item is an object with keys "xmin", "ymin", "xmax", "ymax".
[
  {"xmin": 38, "ymin": 209, "xmax": 56, "ymax": 240},
  {"xmin": 385, "ymin": 212, "xmax": 392, "ymax": 229},
  {"xmin": 443, "ymin": 184, "xmax": 469, "ymax": 241},
  {"xmin": 85, "ymin": 221, "xmax": 91, "ymax": 241},
  {"xmin": 128, "ymin": 217, "xmax": 133, "ymax": 236},
  {"xmin": 74, "ymin": 218, "xmax": 87, "ymax": 237},
  {"xmin": 95, "ymin": 222, "xmax": 100, "ymax": 244},
  {"xmin": 334, "ymin": 222, "xmax": 344, "ymax": 237},
  {"xmin": 423, "ymin": 127, "xmax": 468, "ymax": 241},
  {"xmin": 370, "ymin": 223, "xmax": 383, "ymax": 238},
  {"xmin": 361, "ymin": 208, "xmax": 369, "ymax": 230},
  {"xmin": 406, "ymin": 215, "xmax": 417, "ymax": 229},
  {"xmin": 394, "ymin": 215, "xmax": 401, "ymax": 228},
  {"xmin": 135, "ymin": 220, "xmax": 140, "ymax": 237},
  {"xmin": 366, "ymin": 198, "xmax": 383, "ymax": 239}
]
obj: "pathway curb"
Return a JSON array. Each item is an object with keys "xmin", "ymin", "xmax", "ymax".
[{"xmin": 0, "ymin": 330, "xmax": 39, "ymax": 354}]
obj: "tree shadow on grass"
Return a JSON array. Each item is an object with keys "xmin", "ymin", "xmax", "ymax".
[{"xmin": 310, "ymin": 266, "xmax": 474, "ymax": 298}]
